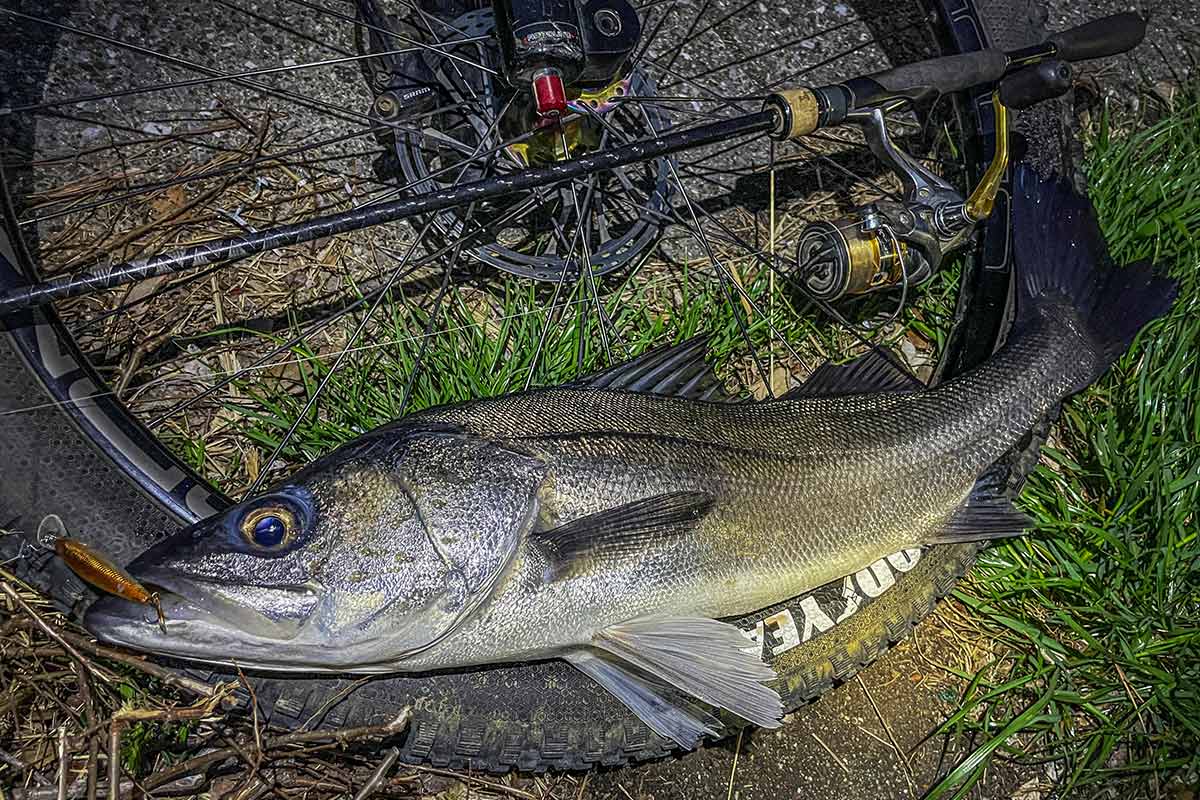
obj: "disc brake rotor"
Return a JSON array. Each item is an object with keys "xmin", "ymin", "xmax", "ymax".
[{"xmin": 392, "ymin": 8, "xmax": 673, "ymax": 281}]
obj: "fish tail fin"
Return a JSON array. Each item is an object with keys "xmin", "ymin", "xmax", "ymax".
[{"xmin": 1011, "ymin": 164, "xmax": 1176, "ymax": 388}]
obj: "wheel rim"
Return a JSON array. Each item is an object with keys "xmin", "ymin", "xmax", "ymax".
[{"xmin": 0, "ymin": 0, "xmax": 1014, "ymax": 755}]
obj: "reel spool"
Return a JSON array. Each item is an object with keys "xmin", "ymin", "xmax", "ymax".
[{"xmin": 795, "ymin": 206, "xmax": 926, "ymax": 302}]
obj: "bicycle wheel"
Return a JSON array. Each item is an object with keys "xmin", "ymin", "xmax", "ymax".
[{"xmin": 0, "ymin": 0, "xmax": 1068, "ymax": 771}]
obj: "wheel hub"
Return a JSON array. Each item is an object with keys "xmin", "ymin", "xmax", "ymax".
[{"xmin": 374, "ymin": 8, "xmax": 673, "ymax": 281}]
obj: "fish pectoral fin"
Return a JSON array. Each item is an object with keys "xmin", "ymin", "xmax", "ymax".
[
  {"xmin": 925, "ymin": 472, "xmax": 1034, "ymax": 544},
  {"xmin": 534, "ymin": 491, "xmax": 715, "ymax": 581},
  {"xmin": 565, "ymin": 649, "xmax": 724, "ymax": 750},
  {"xmin": 781, "ymin": 347, "xmax": 924, "ymax": 399},
  {"xmin": 585, "ymin": 615, "xmax": 782, "ymax": 745}
]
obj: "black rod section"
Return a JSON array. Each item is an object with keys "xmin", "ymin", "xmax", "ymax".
[{"xmin": 0, "ymin": 110, "xmax": 776, "ymax": 314}]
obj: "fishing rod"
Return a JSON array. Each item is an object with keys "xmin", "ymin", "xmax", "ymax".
[{"xmin": 0, "ymin": 12, "xmax": 1144, "ymax": 315}]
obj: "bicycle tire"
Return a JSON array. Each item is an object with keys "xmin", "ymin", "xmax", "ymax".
[{"xmin": 0, "ymin": 0, "xmax": 1071, "ymax": 772}]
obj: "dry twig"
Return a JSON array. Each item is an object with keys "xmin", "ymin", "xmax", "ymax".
[{"xmin": 141, "ymin": 707, "xmax": 411, "ymax": 793}]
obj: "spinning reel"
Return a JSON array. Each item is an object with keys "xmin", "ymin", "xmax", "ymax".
[
  {"xmin": 791, "ymin": 99, "xmax": 1010, "ymax": 303},
  {"xmin": 349, "ymin": 0, "xmax": 1100, "ymax": 295},
  {"xmin": 785, "ymin": 59, "xmax": 1074, "ymax": 303},
  {"xmin": 0, "ymin": 8, "xmax": 1140, "ymax": 316}
]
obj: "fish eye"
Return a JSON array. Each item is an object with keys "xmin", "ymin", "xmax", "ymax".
[{"xmin": 240, "ymin": 505, "xmax": 300, "ymax": 551}]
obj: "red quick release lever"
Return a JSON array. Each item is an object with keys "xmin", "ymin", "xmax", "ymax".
[{"xmin": 531, "ymin": 67, "xmax": 567, "ymax": 124}]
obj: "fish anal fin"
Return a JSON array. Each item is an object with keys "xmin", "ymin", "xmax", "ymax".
[
  {"xmin": 565, "ymin": 649, "xmax": 724, "ymax": 749},
  {"xmin": 925, "ymin": 471, "xmax": 1033, "ymax": 544},
  {"xmin": 535, "ymin": 492, "xmax": 715, "ymax": 581},
  {"xmin": 589, "ymin": 616, "xmax": 782, "ymax": 736},
  {"xmin": 783, "ymin": 348, "xmax": 924, "ymax": 399}
]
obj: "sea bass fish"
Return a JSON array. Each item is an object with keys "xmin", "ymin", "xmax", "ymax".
[{"xmin": 86, "ymin": 167, "xmax": 1176, "ymax": 748}]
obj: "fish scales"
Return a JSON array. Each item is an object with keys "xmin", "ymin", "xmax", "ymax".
[{"xmin": 399, "ymin": 311, "xmax": 1087, "ymax": 667}]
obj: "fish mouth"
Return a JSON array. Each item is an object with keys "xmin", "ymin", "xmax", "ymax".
[{"xmin": 84, "ymin": 567, "xmax": 320, "ymax": 656}]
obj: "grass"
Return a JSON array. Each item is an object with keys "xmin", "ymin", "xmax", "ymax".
[
  {"xmin": 930, "ymin": 95, "xmax": 1200, "ymax": 796},
  {"xmin": 161, "ymin": 90, "xmax": 1200, "ymax": 794},
  {"xmin": 185, "ymin": 219, "xmax": 960, "ymax": 489}
]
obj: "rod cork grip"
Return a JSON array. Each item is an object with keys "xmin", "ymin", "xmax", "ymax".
[{"xmin": 765, "ymin": 88, "xmax": 820, "ymax": 140}]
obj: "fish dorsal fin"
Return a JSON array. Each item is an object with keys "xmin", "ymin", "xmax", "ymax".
[
  {"xmin": 923, "ymin": 469, "xmax": 1033, "ymax": 544},
  {"xmin": 534, "ymin": 491, "xmax": 714, "ymax": 581},
  {"xmin": 574, "ymin": 336, "xmax": 732, "ymax": 402},
  {"xmin": 782, "ymin": 348, "xmax": 924, "ymax": 399},
  {"xmin": 570, "ymin": 615, "xmax": 781, "ymax": 748}
]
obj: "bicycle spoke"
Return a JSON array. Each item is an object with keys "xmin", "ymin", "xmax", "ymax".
[
  {"xmin": 11, "ymin": 109, "xmax": 262, "ymax": 168},
  {"xmin": 3, "ymin": 48, "xmax": 462, "ymax": 120},
  {"xmin": 670, "ymin": 181, "xmax": 887, "ymax": 358},
  {"xmin": 630, "ymin": 0, "xmax": 682, "ymax": 69},
  {"xmin": 792, "ymin": 139, "xmax": 902, "ymax": 203},
  {"xmin": 565, "ymin": 177, "xmax": 614, "ymax": 364},
  {"xmin": 142, "ymin": 194, "xmax": 539, "ymax": 428},
  {"xmin": 640, "ymin": 56, "xmax": 757, "ymax": 115},
  {"xmin": 517, "ymin": 183, "xmax": 598, "ymax": 384},
  {"xmin": 386, "ymin": 102, "xmax": 509, "ymax": 407},
  {"xmin": 20, "ymin": 126, "xmax": 391, "ymax": 227},
  {"xmin": 214, "ymin": 0, "xmax": 357, "ymax": 58},
  {"xmin": 684, "ymin": 17, "xmax": 860, "ymax": 83},
  {"xmin": 677, "ymin": 164, "xmax": 735, "ymax": 193},
  {"xmin": 19, "ymin": 99, "xmax": 556, "ymax": 299},
  {"xmin": 767, "ymin": 139, "xmax": 777, "ymax": 381},
  {"xmin": 764, "ymin": 15, "xmax": 929, "ymax": 91},
  {"xmin": 280, "ymin": 0, "xmax": 497, "ymax": 76},
  {"xmin": 676, "ymin": 131, "xmax": 770, "ymax": 169},
  {"xmin": 574, "ymin": 293, "xmax": 590, "ymax": 376},
  {"xmin": 586, "ymin": 104, "xmax": 774, "ymax": 386},
  {"xmin": 523, "ymin": 267, "xmax": 574, "ymax": 391},
  {"xmin": 667, "ymin": 159, "xmax": 774, "ymax": 395},
  {"xmin": 662, "ymin": 0, "xmax": 755, "ymax": 73},
  {"xmin": 396, "ymin": 248, "xmax": 456, "ymax": 418},
  {"xmin": 231, "ymin": 81, "xmax": 529, "ymax": 489},
  {"xmin": 659, "ymin": 0, "xmax": 717, "ymax": 73},
  {"xmin": 5, "ymin": 0, "xmax": 978, "ymax": 511},
  {"xmin": 611, "ymin": 98, "xmax": 739, "ymax": 122},
  {"xmin": 555, "ymin": 125, "xmax": 617, "ymax": 364},
  {"xmin": 585, "ymin": 107, "xmax": 818, "ymax": 371},
  {"xmin": 1, "ymin": 9, "xmax": 377, "ymax": 128},
  {"xmin": 0, "ymin": 289, "xmax": 604, "ymax": 421},
  {"xmin": 582, "ymin": 99, "xmax": 758, "ymax": 194},
  {"xmin": 242, "ymin": 215, "xmax": 438, "ymax": 496}
]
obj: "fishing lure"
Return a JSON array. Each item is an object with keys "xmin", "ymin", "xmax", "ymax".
[{"xmin": 54, "ymin": 537, "xmax": 168, "ymax": 634}]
